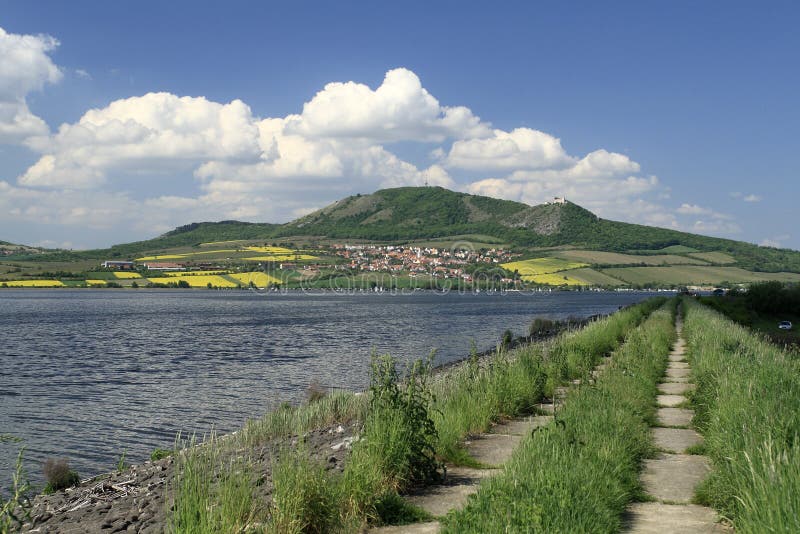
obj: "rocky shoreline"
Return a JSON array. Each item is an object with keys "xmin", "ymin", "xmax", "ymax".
[{"xmin": 22, "ymin": 423, "xmax": 360, "ymax": 533}]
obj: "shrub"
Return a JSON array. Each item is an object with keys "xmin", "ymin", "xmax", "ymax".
[
  {"xmin": 501, "ymin": 329, "xmax": 514, "ymax": 349},
  {"xmin": 529, "ymin": 317, "xmax": 555, "ymax": 337},
  {"xmin": 363, "ymin": 353, "xmax": 442, "ymax": 489},
  {"xmin": 150, "ymin": 448, "xmax": 172, "ymax": 461},
  {"xmin": 42, "ymin": 458, "xmax": 80, "ymax": 493},
  {"xmin": 306, "ymin": 382, "xmax": 328, "ymax": 403}
]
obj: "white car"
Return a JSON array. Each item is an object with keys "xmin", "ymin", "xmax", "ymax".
[{"xmin": 778, "ymin": 321, "xmax": 793, "ymax": 330}]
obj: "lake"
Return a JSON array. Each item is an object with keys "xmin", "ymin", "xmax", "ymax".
[{"xmin": 0, "ymin": 289, "xmax": 662, "ymax": 484}]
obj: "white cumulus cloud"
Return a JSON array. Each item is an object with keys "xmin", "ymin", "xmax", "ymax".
[
  {"xmin": 286, "ymin": 68, "xmax": 490, "ymax": 142},
  {"xmin": 21, "ymin": 93, "xmax": 262, "ymax": 188},
  {"xmin": 0, "ymin": 26, "xmax": 62, "ymax": 143},
  {"xmin": 445, "ymin": 128, "xmax": 573, "ymax": 171}
]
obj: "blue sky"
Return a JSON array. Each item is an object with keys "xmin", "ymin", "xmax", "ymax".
[{"xmin": 1, "ymin": 1, "xmax": 797, "ymax": 249}]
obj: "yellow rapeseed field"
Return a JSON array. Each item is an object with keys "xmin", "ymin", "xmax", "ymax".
[
  {"xmin": 147, "ymin": 275, "xmax": 239, "ymax": 288},
  {"xmin": 86, "ymin": 279, "xmax": 108, "ymax": 286},
  {"xmin": 244, "ymin": 254, "xmax": 317, "ymax": 262},
  {"xmin": 244, "ymin": 246, "xmax": 296, "ymax": 254},
  {"xmin": 161, "ymin": 270, "xmax": 229, "ymax": 277},
  {"xmin": 523, "ymin": 273, "xmax": 588, "ymax": 286},
  {"xmin": 112, "ymin": 272, "xmax": 141, "ymax": 279},
  {"xmin": 136, "ymin": 249, "xmax": 238, "ymax": 261},
  {"xmin": 1, "ymin": 280, "xmax": 65, "ymax": 287},
  {"xmin": 228, "ymin": 272, "xmax": 283, "ymax": 288},
  {"xmin": 501, "ymin": 257, "xmax": 589, "ymax": 277}
]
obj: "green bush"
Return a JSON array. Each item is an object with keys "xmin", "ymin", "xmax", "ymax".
[
  {"xmin": 358, "ymin": 353, "xmax": 442, "ymax": 491},
  {"xmin": 150, "ymin": 448, "xmax": 172, "ymax": 461}
]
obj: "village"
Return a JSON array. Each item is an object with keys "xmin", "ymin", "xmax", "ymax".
[{"xmin": 328, "ymin": 243, "xmax": 519, "ymax": 283}]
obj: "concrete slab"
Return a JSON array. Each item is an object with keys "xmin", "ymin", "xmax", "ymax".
[
  {"xmin": 669, "ymin": 362, "xmax": 690, "ymax": 369},
  {"xmin": 657, "ymin": 394, "xmax": 686, "ymax": 408},
  {"xmin": 659, "ymin": 382, "xmax": 695, "ymax": 395},
  {"xmin": 665, "ymin": 376, "xmax": 691, "ymax": 383},
  {"xmin": 641, "ymin": 454, "xmax": 711, "ymax": 503},
  {"xmin": 653, "ymin": 427, "xmax": 703, "ymax": 454},
  {"xmin": 372, "ymin": 521, "xmax": 440, "ymax": 533},
  {"xmin": 657, "ymin": 408, "xmax": 694, "ymax": 427},
  {"xmin": 464, "ymin": 433, "xmax": 520, "ymax": 467},
  {"xmin": 669, "ymin": 354, "xmax": 687, "ymax": 362},
  {"xmin": 625, "ymin": 503, "xmax": 729, "ymax": 533},
  {"xmin": 490, "ymin": 415, "xmax": 551, "ymax": 437},
  {"xmin": 538, "ymin": 402, "xmax": 555, "ymax": 415},
  {"xmin": 406, "ymin": 466, "xmax": 490, "ymax": 517},
  {"xmin": 666, "ymin": 368, "xmax": 692, "ymax": 379}
]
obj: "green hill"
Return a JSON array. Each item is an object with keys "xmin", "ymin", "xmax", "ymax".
[
  {"xmin": 7, "ymin": 186, "xmax": 800, "ymax": 275},
  {"xmin": 279, "ymin": 187, "xmax": 800, "ymax": 273}
]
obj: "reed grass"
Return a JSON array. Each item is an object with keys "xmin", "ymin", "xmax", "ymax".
[
  {"xmin": 684, "ymin": 299, "xmax": 800, "ymax": 533},
  {"xmin": 169, "ymin": 434, "xmax": 259, "ymax": 533}
]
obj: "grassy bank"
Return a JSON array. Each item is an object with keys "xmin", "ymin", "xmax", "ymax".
[
  {"xmin": 441, "ymin": 302, "xmax": 675, "ymax": 532},
  {"xmin": 166, "ymin": 298, "xmax": 665, "ymax": 532},
  {"xmin": 684, "ymin": 299, "xmax": 800, "ymax": 532}
]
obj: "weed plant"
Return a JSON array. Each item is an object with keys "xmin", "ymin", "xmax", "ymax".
[
  {"xmin": 441, "ymin": 305, "xmax": 674, "ymax": 532},
  {"xmin": 42, "ymin": 458, "xmax": 79, "ymax": 493},
  {"xmin": 0, "ymin": 449, "xmax": 32, "ymax": 532},
  {"xmin": 684, "ymin": 299, "xmax": 800, "ymax": 532}
]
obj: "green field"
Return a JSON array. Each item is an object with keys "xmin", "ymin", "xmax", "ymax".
[
  {"xmin": 687, "ymin": 251, "xmax": 736, "ymax": 264},
  {"xmin": 554, "ymin": 250, "xmax": 708, "ymax": 266},
  {"xmin": 501, "ymin": 257, "xmax": 588, "ymax": 277},
  {"xmin": 404, "ymin": 234, "xmax": 509, "ymax": 249},
  {"xmin": 562, "ymin": 267, "xmax": 626, "ymax": 286},
  {"xmin": 602, "ymin": 265, "xmax": 800, "ymax": 286},
  {"xmin": 633, "ymin": 245, "xmax": 699, "ymax": 254}
]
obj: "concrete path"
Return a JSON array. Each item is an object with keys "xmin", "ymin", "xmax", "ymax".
[
  {"xmin": 372, "ymin": 357, "xmax": 605, "ymax": 533},
  {"xmin": 624, "ymin": 320, "xmax": 730, "ymax": 533}
]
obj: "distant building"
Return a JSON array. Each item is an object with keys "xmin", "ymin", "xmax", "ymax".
[
  {"xmin": 143, "ymin": 262, "xmax": 185, "ymax": 271},
  {"xmin": 551, "ymin": 197, "xmax": 567, "ymax": 205},
  {"xmin": 101, "ymin": 260, "xmax": 135, "ymax": 270}
]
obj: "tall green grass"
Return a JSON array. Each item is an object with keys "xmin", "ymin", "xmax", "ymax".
[
  {"xmin": 168, "ymin": 297, "xmax": 665, "ymax": 532},
  {"xmin": 684, "ymin": 299, "xmax": 800, "ymax": 533},
  {"xmin": 441, "ymin": 304, "xmax": 675, "ymax": 533},
  {"xmin": 431, "ymin": 298, "xmax": 665, "ymax": 465},
  {"xmin": 169, "ymin": 434, "xmax": 258, "ymax": 533}
]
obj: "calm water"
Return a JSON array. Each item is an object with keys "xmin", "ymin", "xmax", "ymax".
[{"xmin": 0, "ymin": 289, "xmax": 661, "ymax": 484}]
